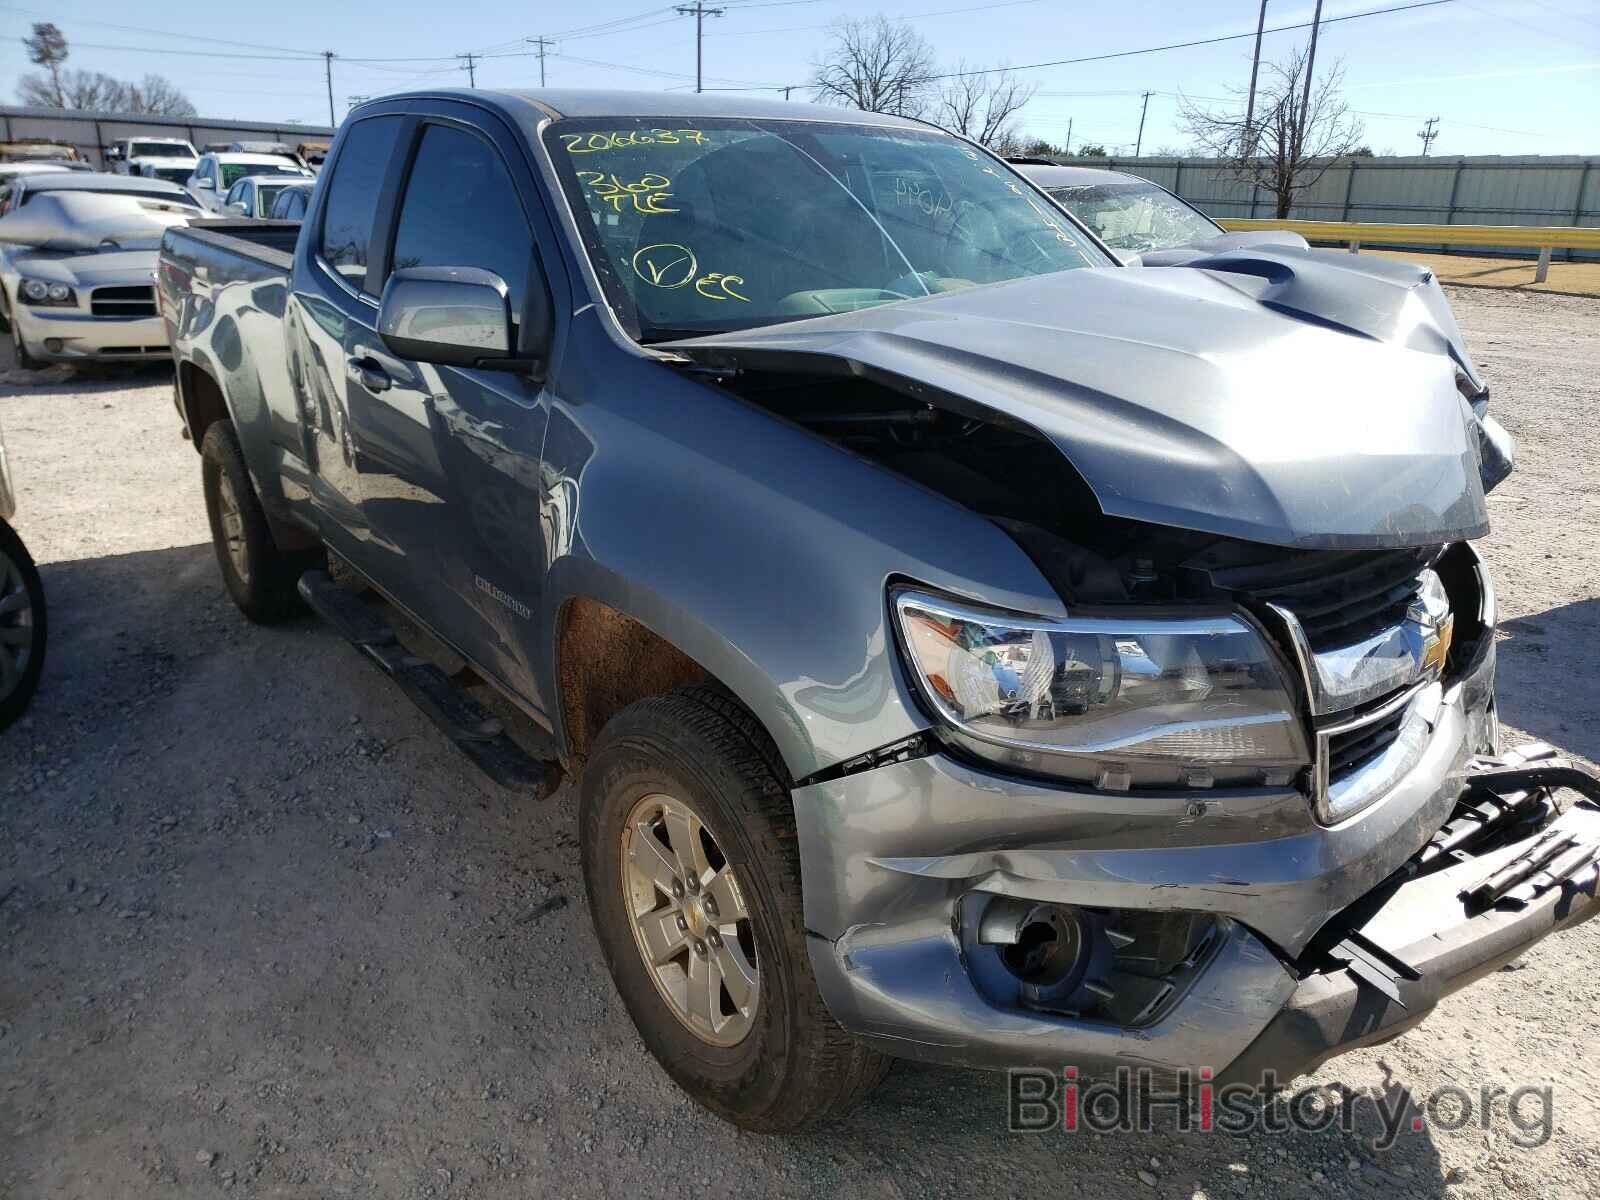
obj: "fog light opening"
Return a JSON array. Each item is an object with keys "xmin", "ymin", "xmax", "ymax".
[
  {"xmin": 1000, "ymin": 905, "xmax": 1087, "ymax": 987},
  {"xmin": 43, "ymin": 337, "xmax": 64, "ymax": 354}
]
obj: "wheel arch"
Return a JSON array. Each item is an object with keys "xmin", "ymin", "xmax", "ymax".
[{"xmin": 546, "ymin": 560, "xmax": 807, "ymax": 784}]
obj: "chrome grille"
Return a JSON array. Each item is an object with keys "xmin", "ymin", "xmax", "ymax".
[
  {"xmin": 1205, "ymin": 545, "xmax": 1438, "ymax": 652},
  {"xmin": 90, "ymin": 285, "xmax": 156, "ymax": 318},
  {"xmin": 1324, "ymin": 703, "xmax": 1408, "ymax": 777}
]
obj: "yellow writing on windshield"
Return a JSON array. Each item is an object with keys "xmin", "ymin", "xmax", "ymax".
[
  {"xmin": 633, "ymin": 243, "xmax": 698, "ymax": 288},
  {"xmin": 560, "ymin": 129, "xmax": 709, "ymax": 155},
  {"xmin": 632, "ymin": 244, "xmax": 749, "ymax": 302},
  {"xmin": 695, "ymin": 273, "xmax": 748, "ymax": 302},
  {"xmin": 577, "ymin": 170, "xmax": 678, "ymax": 215}
]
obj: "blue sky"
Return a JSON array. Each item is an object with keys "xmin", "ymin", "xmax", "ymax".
[{"xmin": 1, "ymin": 0, "xmax": 1596, "ymax": 154}]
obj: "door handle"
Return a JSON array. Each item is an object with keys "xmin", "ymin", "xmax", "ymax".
[{"xmin": 347, "ymin": 355, "xmax": 392, "ymax": 393}]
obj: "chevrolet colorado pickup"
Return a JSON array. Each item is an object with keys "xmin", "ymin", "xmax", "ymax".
[{"xmin": 157, "ymin": 89, "xmax": 1600, "ymax": 1132}]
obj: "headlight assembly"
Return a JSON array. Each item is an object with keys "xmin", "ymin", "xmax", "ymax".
[
  {"xmin": 19, "ymin": 278, "xmax": 76, "ymax": 307},
  {"xmin": 892, "ymin": 589, "xmax": 1310, "ymax": 789}
]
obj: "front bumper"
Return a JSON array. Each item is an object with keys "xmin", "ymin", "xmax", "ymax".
[
  {"xmin": 14, "ymin": 306, "xmax": 169, "ymax": 363},
  {"xmin": 796, "ymin": 642, "xmax": 1600, "ymax": 1081}
]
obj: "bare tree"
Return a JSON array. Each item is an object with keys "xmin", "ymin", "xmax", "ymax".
[
  {"xmin": 937, "ymin": 65, "xmax": 1036, "ymax": 152},
  {"xmin": 21, "ymin": 22, "xmax": 69, "ymax": 108},
  {"xmin": 121, "ymin": 75, "xmax": 198, "ymax": 117},
  {"xmin": 809, "ymin": 16, "xmax": 936, "ymax": 118},
  {"xmin": 17, "ymin": 23, "xmax": 196, "ymax": 117},
  {"xmin": 1180, "ymin": 46, "xmax": 1363, "ymax": 218}
]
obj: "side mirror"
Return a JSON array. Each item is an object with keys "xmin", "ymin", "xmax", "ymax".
[
  {"xmin": 378, "ymin": 267, "xmax": 518, "ymax": 369},
  {"xmin": 195, "ymin": 177, "xmax": 214, "ymax": 190}
]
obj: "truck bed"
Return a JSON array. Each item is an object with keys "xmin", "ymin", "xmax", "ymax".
[{"xmin": 163, "ymin": 219, "xmax": 300, "ymax": 279}]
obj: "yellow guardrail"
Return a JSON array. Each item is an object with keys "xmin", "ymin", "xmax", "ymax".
[{"xmin": 1215, "ymin": 218, "xmax": 1600, "ymax": 281}]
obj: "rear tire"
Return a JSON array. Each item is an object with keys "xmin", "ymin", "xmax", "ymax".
[
  {"xmin": 579, "ymin": 686, "xmax": 890, "ymax": 1131},
  {"xmin": 200, "ymin": 420, "xmax": 321, "ymax": 623},
  {"xmin": 0, "ymin": 519, "xmax": 46, "ymax": 731}
]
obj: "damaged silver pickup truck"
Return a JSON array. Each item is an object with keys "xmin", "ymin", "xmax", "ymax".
[{"xmin": 157, "ymin": 90, "xmax": 1600, "ymax": 1132}]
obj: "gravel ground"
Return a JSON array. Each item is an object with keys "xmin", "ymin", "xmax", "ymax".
[{"xmin": 2, "ymin": 286, "xmax": 1598, "ymax": 1199}]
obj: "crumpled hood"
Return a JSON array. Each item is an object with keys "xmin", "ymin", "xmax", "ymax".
[{"xmin": 663, "ymin": 258, "xmax": 1496, "ymax": 550}]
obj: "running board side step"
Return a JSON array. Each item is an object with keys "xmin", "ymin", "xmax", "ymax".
[{"xmin": 297, "ymin": 570, "xmax": 555, "ymax": 791}]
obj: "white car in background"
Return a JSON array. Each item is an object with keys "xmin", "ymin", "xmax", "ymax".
[
  {"xmin": 0, "ymin": 173, "xmax": 198, "ymax": 368},
  {"xmin": 105, "ymin": 135, "xmax": 199, "ymax": 178},
  {"xmin": 221, "ymin": 174, "xmax": 309, "ymax": 220},
  {"xmin": 186, "ymin": 152, "xmax": 312, "ymax": 213}
]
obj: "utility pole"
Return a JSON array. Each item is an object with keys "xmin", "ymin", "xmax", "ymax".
[
  {"xmin": 1295, "ymin": 0, "xmax": 1325, "ymax": 158},
  {"xmin": 783, "ymin": 85, "xmax": 793, "ymax": 100},
  {"xmin": 458, "ymin": 52, "xmax": 478, "ymax": 87},
  {"xmin": 1134, "ymin": 91, "xmax": 1153, "ymax": 157},
  {"xmin": 527, "ymin": 36, "xmax": 553, "ymax": 87},
  {"xmin": 1064, "ymin": 117, "xmax": 1072, "ymax": 156},
  {"xmin": 322, "ymin": 51, "xmax": 335, "ymax": 127},
  {"xmin": 673, "ymin": 1, "xmax": 725, "ymax": 93},
  {"xmin": 1243, "ymin": 0, "xmax": 1268, "ymax": 157},
  {"xmin": 1418, "ymin": 116, "xmax": 1440, "ymax": 156}
]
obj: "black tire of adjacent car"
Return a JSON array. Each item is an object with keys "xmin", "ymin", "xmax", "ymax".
[
  {"xmin": 0, "ymin": 519, "xmax": 47, "ymax": 731},
  {"xmin": 579, "ymin": 686, "xmax": 891, "ymax": 1132},
  {"xmin": 8, "ymin": 304, "xmax": 41, "ymax": 370},
  {"xmin": 200, "ymin": 420, "xmax": 321, "ymax": 623}
]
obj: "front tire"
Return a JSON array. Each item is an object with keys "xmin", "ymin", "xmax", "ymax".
[
  {"xmin": 0, "ymin": 519, "xmax": 46, "ymax": 731},
  {"xmin": 200, "ymin": 420, "xmax": 321, "ymax": 623},
  {"xmin": 580, "ymin": 686, "xmax": 890, "ymax": 1131},
  {"xmin": 9, "ymin": 309, "xmax": 41, "ymax": 370}
]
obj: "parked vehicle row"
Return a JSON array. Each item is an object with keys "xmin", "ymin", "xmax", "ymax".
[
  {"xmin": 187, "ymin": 151, "xmax": 313, "ymax": 213},
  {"xmin": 154, "ymin": 88, "xmax": 1600, "ymax": 1135}
]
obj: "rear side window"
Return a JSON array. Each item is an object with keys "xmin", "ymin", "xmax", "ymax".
[
  {"xmin": 319, "ymin": 115, "xmax": 402, "ymax": 286},
  {"xmin": 389, "ymin": 123, "xmax": 533, "ymax": 315}
]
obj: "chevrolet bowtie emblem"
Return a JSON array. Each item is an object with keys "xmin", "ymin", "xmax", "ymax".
[{"xmin": 1417, "ymin": 609, "xmax": 1455, "ymax": 677}]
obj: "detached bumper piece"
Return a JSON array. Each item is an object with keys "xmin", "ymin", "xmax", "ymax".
[{"xmin": 1221, "ymin": 745, "xmax": 1600, "ymax": 1087}]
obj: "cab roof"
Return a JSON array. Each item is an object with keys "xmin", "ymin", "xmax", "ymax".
[{"xmin": 362, "ymin": 87, "xmax": 928, "ymax": 130}]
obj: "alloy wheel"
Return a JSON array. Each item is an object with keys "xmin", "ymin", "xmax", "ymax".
[
  {"xmin": 620, "ymin": 792, "xmax": 760, "ymax": 1047},
  {"xmin": 215, "ymin": 471, "xmax": 250, "ymax": 584}
]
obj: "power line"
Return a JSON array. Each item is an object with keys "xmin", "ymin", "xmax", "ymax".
[
  {"xmin": 920, "ymin": 0, "xmax": 1461, "ymax": 82},
  {"xmin": 549, "ymin": 49, "xmax": 776, "ymax": 88},
  {"xmin": 1418, "ymin": 115, "xmax": 1441, "ymax": 154},
  {"xmin": 527, "ymin": 37, "xmax": 553, "ymax": 87},
  {"xmin": 674, "ymin": 2, "xmax": 727, "ymax": 93},
  {"xmin": 6, "ymin": 7, "xmax": 322, "ymax": 56},
  {"xmin": 1134, "ymin": 90, "xmax": 1153, "ymax": 156},
  {"xmin": 707, "ymin": 0, "xmax": 1041, "ymax": 37}
]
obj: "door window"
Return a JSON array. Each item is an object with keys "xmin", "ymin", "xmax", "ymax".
[
  {"xmin": 389, "ymin": 123, "xmax": 533, "ymax": 317},
  {"xmin": 318, "ymin": 115, "xmax": 403, "ymax": 288}
]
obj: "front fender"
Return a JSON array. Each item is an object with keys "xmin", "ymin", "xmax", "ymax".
[{"xmin": 536, "ymin": 312, "xmax": 1065, "ymax": 781}]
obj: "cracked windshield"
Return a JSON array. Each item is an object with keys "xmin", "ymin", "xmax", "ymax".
[{"xmin": 546, "ymin": 119, "xmax": 1105, "ymax": 341}]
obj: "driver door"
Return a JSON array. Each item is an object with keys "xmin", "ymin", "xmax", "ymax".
[{"xmin": 343, "ymin": 115, "xmax": 554, "ymax": 709}]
